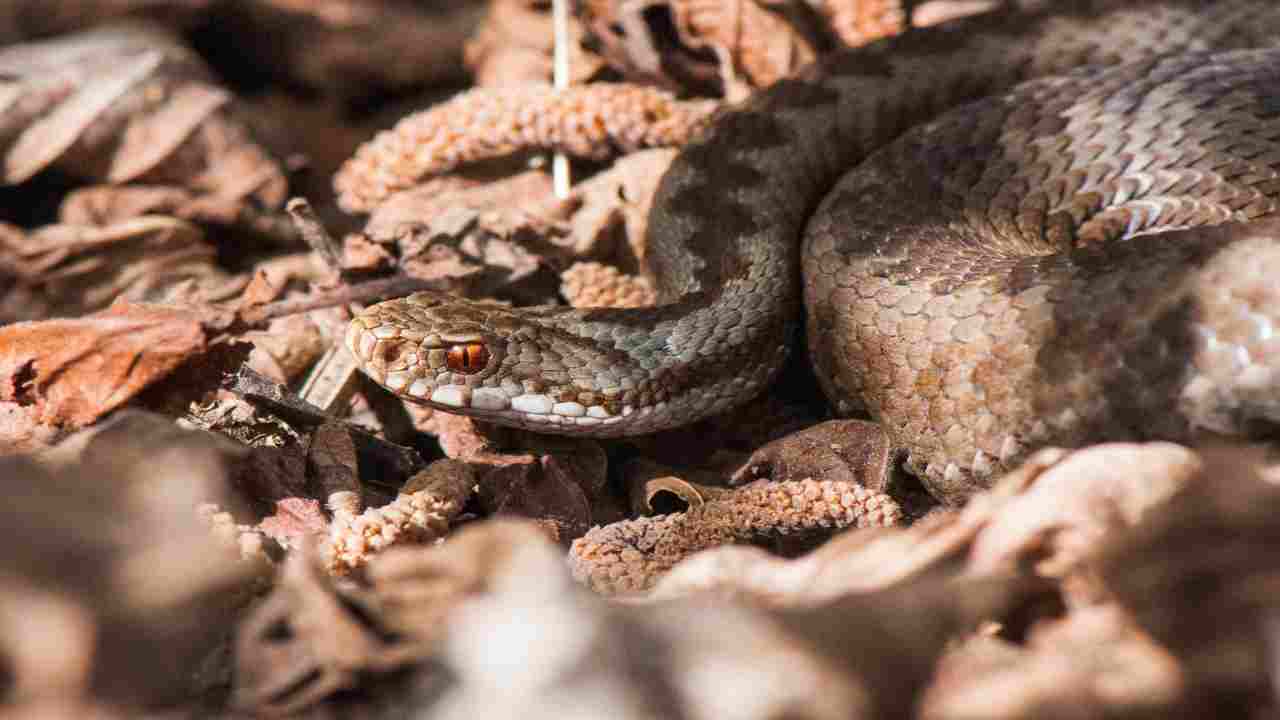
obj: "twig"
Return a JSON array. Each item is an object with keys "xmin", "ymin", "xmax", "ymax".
[
  {"xmin": 236, "ymin": 275, "xmax": 443, "ymax": 327},
  {"xmin": 286, "ymin": 197, "xmax": 344, "ymax": 275}
]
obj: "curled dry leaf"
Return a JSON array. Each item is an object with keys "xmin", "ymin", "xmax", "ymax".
[
  {"xmin": 2, "ymin": 411, "xmax": 253, "ymax": 707},
  {"xmin": 562, "ymin": 147, "xmax": 679, "ymax": 265},
  {"xmin": 361, "ymin": 170, "xmax": 559, "ymax": 299},
  {"xmin": 571, "ymin": 477, "xmax": 902, "ymax": 595},
  {"xmin": 628, "ymin": 464, "xmax": 709, "ymax": 517},
  {"xmin": 1099, "ymin": 448, "xmax": 1280, "ymax": 701},
  {"xmin": 359, "ymin": 146, "xmax": 678, "ymax": 301},
  {"xmin": 732, "ymin": 419, "xmax": 895, "ymax": 493},
  {"xmin": 237, "ymin": 521, "xmax": 564, "ymax": 716},
  {"xmin": 364, "ymin": 520, "xmax": 566, "ymax": 650},
  {"xmin": 362, "ymin": 171, "xmax": 557, "ymax": 247},
  {"xmin": 0, "ymin": 216, "xmax": 245, "ymax": 324},
  {"xmin": 334, "ymin": 83, "xmax": 719, "ymax": 213},
  {"xmin": 922, "ymin": 605, "xmax": 1186, "ymax": 720},
  {"xmin": 668, "ymin": 0, "xmax": 819, "ymax": 92},
  {"xmin": 475, "ymin": 436, "xmax": 612, "ymax": 542},
  {"xmin": 0, "ymin": 301, "xmax": 215, "ymax": 444},
  {"xmin": 57, "ymin": 182, "xmax": 298, "ymax": 237},
  {"xmin": 465, "ymin": 0, "xmax": 603, "ymax": 88},
  {"xmin": 234, "ymin": 548, "xmax": 425, "ymax": 717},
  {"xmin": 0, "ymin": 22, "xmax": 285, "ymax": 207},
  {"xmin": 371, "ymin": 520, "xmax": 875, "ymax": 720},
  {"xmin": 967, "ymin": 442, "xmax": 1203, "ymax": 580}
]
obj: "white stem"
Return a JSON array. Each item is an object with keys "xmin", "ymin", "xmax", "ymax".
[{"xmin": 552, "ymin": 0, "xmax": 572, "ymax": 198}]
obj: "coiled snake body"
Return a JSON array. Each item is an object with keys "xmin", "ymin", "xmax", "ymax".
[{"xmin": 348, "ymin": 1, "xmax": 1280, "ymax": 503}]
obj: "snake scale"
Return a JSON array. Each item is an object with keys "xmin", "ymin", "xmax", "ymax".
[{"xmin": 347, "ymin": 1, "xmax": 1280, "ymax": 504}]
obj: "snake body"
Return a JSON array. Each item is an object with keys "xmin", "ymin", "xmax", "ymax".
[{"xmin": 348, "ymin": 1, "xmax": 1280, "ymax": 503}]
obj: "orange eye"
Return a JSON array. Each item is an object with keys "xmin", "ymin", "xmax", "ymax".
[{"xmin": 446, "ymin": 343, "xmax": 489, "ymax": 374}]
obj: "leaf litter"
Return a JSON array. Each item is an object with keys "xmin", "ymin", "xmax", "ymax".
[{"xmin": 1, "ymin": 2, "xmax": 1279, "ymax": 718}]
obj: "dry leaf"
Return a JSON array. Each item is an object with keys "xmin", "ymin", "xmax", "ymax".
[
  {"xmin": 0, "ymin": 22, "xmax": 285, "ymax": 206},
  {"xmin": 669, "ymin": 0, "xmax": 819, "ymax": 91},
  {"xmin": 0, "ymin": 216, "xmax": 246, "ymax": 323},
  {"xmin": 0, "ymin": 301, "xmax": 211, "ymax": 432}
]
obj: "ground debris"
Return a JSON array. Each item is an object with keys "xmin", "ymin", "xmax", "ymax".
[{"xmin": 4, "ymin": 2, "xmax": 1280, "ymax": 718}]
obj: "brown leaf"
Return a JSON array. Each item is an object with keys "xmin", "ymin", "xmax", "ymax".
[
  {"xmin": 967, "ymin": 442, "xmax": 1202, "ymax": 579},
  {"xmin": 478, "ymin": 451, "xmax": 595, "ymax": 542},
  {"xmin": 0, "ymin": 301, "xmax": 210, "ymax": 429},
  {"xmin": 465, "ymin": 0, "xmax": 603, "ymax": 88},
  {"xmin": 732, "ymin": 419, "xmax": 895, "ymax": 493},
  {"xmin": 1099, "ymin": 447, "xmax": 1280, "ymax": 701},
  {"xmin": 0, "ymin": 23, "xmax": 285, "ymax": 207},
  {"xmin": 306, "ymin": 421, "xmax": 360, "ymax": 500},
  {"xmin": 0, "ymin": 413, "xmax": 253, "ymax": 707},
  {"xmin": 234, "ymin": 548, "xmax": 421, "ymax": 716},
  {"xmin": 669, "ymin": 0, "xmax": 819, "ymax": 91},
  {"xmin": 0, "ymin": 216, "xmax": 246, "ymax": 324}
]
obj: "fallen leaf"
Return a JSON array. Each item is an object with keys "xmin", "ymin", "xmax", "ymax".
[{"xmin": 0, "ymin": 301, "xmax": 210, "ymax": 430}]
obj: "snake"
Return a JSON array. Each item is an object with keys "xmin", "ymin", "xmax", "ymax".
[{"xmin": 346, "ymin": 1, "xmax": 1280, "ymax": 504}]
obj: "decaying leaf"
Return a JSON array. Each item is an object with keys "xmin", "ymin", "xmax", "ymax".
[
  {"xmin": 0, "ymin": 216, "xmax": 245, "ymax": 323},
  {"xmin": 669, "ymin": 0, "xmax": 820, "ymax": 93},
  {"xmin": 1100, "ymin": 448, "xmax": 1280, "ymax": 703},
  {"xmin": 922, "ymin": 605, "xmax": 1187, "ymax": 720},
  {"xmin": 0, "ymin": 301, "xmax": 212, "ymax": 433},
  {"xmin": 465, "ymin": 0, "xmax": 604, "ymax": 88},
  {"xmin": 0, "ymin": 22, "xmax": 286, "ymax": 207},
  {"xmin": 1, "ymin": 411, "xmax": 254, "ymax": 709},
  {"xmin": 234, "ymin": 548, "xmax": 424, "ymax": 716}
]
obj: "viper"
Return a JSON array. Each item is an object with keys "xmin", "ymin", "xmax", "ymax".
[{"xmin": 347, "ymin": 1, "xmax": 1280, "ymax": 503}]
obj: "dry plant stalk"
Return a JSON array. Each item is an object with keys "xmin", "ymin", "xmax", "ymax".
[
  {"xmin": 560, "ymin": 260, "xmax": 657, "ymax": 308},
  {"xmin": 570, "ymin": 477, "xmax": 902, "ymax": 594},
  {"xmin": 334, "ymin": 83, "xmax": 719, "ymax": 213},
  {"xmin": 322, "ymin": 459, "xmax": 475, "ymax": 575}
]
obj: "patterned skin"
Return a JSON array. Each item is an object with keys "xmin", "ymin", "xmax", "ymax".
[{"xmin": 349, "ymin": 1, "xmax": 1280, "ymax": 503}]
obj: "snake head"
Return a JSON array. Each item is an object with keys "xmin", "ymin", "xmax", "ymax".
[
  {"xmin": 345, "ymin": 292, "xmax": 506, "ymax": 405},
  {"xmin": 345, "ymin": 292, "xmax": 652, "ymax": 434},
  {"xmin": 343, "ymin": 291, "xmax": 733, "ymax": 436}
]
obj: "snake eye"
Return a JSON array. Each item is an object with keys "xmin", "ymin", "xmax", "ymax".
[{"xmin": 446, "ymin": 343, "xmax": 490, "ymax": 374}]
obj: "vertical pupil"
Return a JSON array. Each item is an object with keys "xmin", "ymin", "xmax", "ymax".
[{"xmin": 447, "ymin": 344, "xmax": 488, "ymax": 374}]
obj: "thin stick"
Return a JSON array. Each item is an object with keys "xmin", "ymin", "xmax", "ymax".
[
  {"xmin": 552, "ymin": 0, "xmax": 572, "ymax": 198},
  {"xmin": 237, "ymin": 276, "xmax": 444, "ymax": 327},
  {"xmin": 285, "ymin": 197, "xmax": 343, "ymax": 273}
]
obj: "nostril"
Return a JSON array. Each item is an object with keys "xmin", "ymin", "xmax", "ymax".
[{"xmin": 379, "ymin": 338, "xmax": 413, "ymax": 368}]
